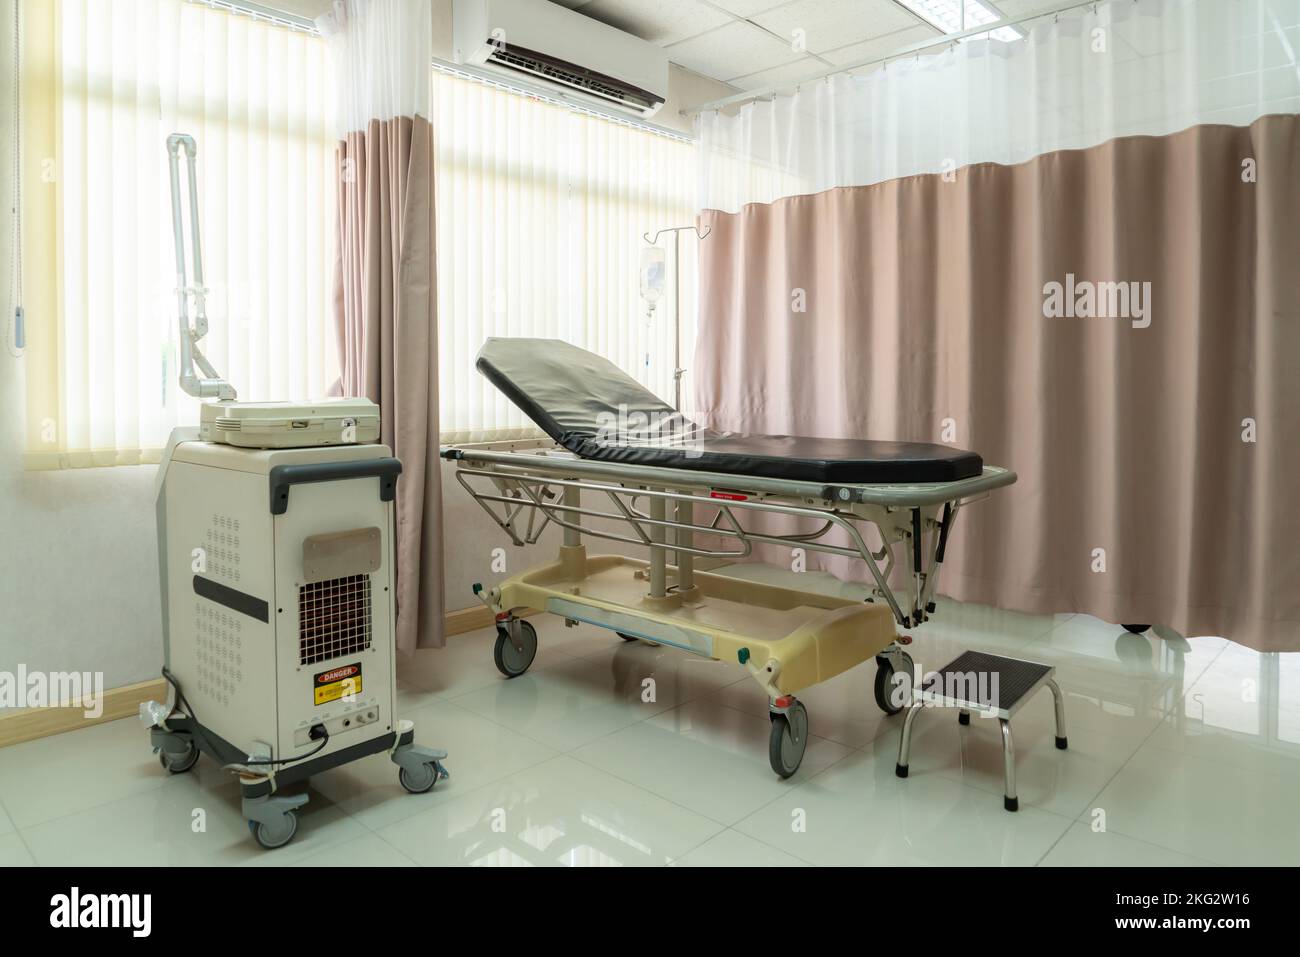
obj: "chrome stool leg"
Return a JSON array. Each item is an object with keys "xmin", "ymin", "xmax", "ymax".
[
  {"xmin": 999, "ymin": 718, "xmax": 1018, "ymax": 812},
  {"xmin": 1047, "ymin": 678, "xmax": 1068, "ymax": 750},
  {"xmin": 895, "ymin": 701, "xmax": 924, "ymax": 778}
]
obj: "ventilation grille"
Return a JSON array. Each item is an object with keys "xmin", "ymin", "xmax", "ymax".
[
  {"xmin": 299, "ymin": 574, "xmax": 372, "ymax": 666},
  {"xmin": 205, "ymin": 515, "xmax": 242, "ymax": 583},
  {"xmin": 194, "ymin": 601, "xmax": 244, "ymax": 706},
  {"xmin": 486, "ymin": 44, "xmax": 661, "ymax": 114},
  {"xmin": 214, "ymin": 417, "xmax": 242, "ymax": 431}
]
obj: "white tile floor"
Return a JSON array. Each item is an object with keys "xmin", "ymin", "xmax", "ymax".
[{"xmin": 2, "ymin": 585, "xmax": 1298, "ymax": 866}]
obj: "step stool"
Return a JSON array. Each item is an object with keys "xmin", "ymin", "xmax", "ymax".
[{"xmin": 894, "ymin": 650, "xmax": 1067, "ymax": 812}]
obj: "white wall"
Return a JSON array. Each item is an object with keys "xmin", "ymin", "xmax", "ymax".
[{"xmin": 0, "ymin": 0, "xmax": 163, "ymax": 705}]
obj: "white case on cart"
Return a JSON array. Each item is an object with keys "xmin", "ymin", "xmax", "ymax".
[{"xmin": 199, "ymin": 398, "xmax": 381, "ymax": 449}]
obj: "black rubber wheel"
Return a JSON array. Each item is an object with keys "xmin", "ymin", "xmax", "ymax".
[
  {"xmin": 617, "ymin": 632, "xmax": 640, "ymax": 642},
  {"xmin": 493, "ymin": 620, "xmax": 538, "ymax": 677},
  {"xmin": 768, "ymin": 700, "xmax": 809, "ymax": 779},
  {"xmin": 249, "ymin": 811, "xmax": 298, "ymax": 850},
  {"xmin": 158, "ymin": 743, "xmax": 199, "ymax": 774},
  {"xmin": 874, "ymin": 657, "xmax": 912, "ymax": 715},
  {"xmin": 399, "ymin": 762, "xmax": 440, "ymax": 794},
  {"xmin": 1122, "ymin": 623, "xmax": 1150, "ymax": 634}
]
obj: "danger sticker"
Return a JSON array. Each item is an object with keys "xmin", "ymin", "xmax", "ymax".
[{"xmin": 314, "ymin": 662, "xmax": 363, "ymax": 706}]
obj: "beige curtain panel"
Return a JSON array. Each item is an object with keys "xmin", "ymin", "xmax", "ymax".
[
  {"xmin": 695, "ymin": 115, "xmax": 1300, "ymax": 651},
  {"xmin": 320, "ymin": 0, "xmax": 443, "ymax": 652}
]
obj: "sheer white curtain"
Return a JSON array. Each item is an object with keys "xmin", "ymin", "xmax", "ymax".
[
  {"xmin": 433, "ymin": 69, "xmax": 698, "ymax": 442},
  {"xmin": 51, "ymin": 0, "xmax": 337, "ymax": 465},
  {"xmin": 698, "ymin": 0, "xmax": 1300, "ymax": 211}
]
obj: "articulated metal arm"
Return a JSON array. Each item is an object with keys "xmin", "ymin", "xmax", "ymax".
[{"xmin": 167, "ymin": 133, "xmax": 236, "ymax": 401}]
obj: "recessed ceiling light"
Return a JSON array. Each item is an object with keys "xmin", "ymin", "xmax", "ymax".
[{"xmin": 897, "ymin": 0, "xmax": 1023, "ymax": 42}]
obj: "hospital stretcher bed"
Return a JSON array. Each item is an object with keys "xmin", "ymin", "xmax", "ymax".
[{"xmin": 442, "ymin": 338, "xmax": 1016, "ymax": 777}]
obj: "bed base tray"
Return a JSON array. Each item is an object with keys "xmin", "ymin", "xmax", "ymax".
[{"xmin": 486, "ymin": 552, "xmax": 899, "ymax": 696}]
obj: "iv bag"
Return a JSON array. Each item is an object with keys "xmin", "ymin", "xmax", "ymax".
[{"xmin": 640, "ymin": 246, "xmax": 665, "ymax": 306}]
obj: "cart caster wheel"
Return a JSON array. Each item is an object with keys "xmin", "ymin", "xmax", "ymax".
[
  {"xmin": 399, "ymin": 761, "xmax": 445, "ymax": 794},
  {"xmin": 249, "ymin": 811, "xmax": 298, "ymax": 850},
  {"xmin": 1122, "ymin": 623, "xmax": 1150, "ymax": 634},
  {"xmin": 768, "ymin": 700, "xmax": 808, "ymax": 779},
  {"xmin": 494, "ymin": 619, "xmax": 538, "ymax": 677},
  {"xmin": 874, "ymin": 655, "xmax": 913, "ymax": 716},
  {"xmin": 617, "ymin": 632, "xmax": 639, "ymax": 642},
  {"xmin": 158, "ymin": 743, "xmax": 199, "ymax": 774}
]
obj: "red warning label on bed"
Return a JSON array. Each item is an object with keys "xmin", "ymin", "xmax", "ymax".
[{"xmin": 314, "ymin": 663, "xmax": 362, "ymax": 705}]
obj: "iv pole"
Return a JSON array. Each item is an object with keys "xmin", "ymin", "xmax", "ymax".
[{"xmin": 641, "ymin": 223, "xmax": 709, "ymax": 411}]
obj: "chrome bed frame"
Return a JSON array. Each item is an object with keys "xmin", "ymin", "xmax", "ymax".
[{"xmin": 447, "ymin": 444, "xmax": 1015, "ymax": 632}]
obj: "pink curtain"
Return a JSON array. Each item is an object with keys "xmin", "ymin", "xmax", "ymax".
[
  {"xmin": 332, "ymin": 116, "xmax": 444, "ymax": 652},
  {"xmin": 695, "ymin": 116, "xmax": 1300, "ymax": 651}
]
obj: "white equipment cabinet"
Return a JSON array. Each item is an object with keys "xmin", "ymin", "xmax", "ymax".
[{"xmin": 144, "ymin": 134, "xmax": 447, "ymax": 850}]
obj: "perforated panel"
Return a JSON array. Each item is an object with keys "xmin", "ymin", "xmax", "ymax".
[
  {"xmin": 193, "ymin": 600, "xmax": 244, "ymax": 705},
  {"xmin": 299, "ymin": 574, "xmax": 373, "ymax": 666},
  {"xmin": 205, "ymin": 513, "xmax": 243, "ymax": 584}
]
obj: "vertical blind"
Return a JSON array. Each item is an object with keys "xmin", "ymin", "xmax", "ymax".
[
  {"xmin": 432, "ymin": 69, "xmax": 699, "ymax": 442},
  {"xmin": 40, "ymin": 2, "xmax": 700, "ymax": 461},
  {"xmin": 46, "ymin": 0, "xmax": 337, "ymax": 465}
]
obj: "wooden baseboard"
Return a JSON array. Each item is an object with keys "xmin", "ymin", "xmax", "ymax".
[
  {"xmin": 443, "ymin": 603, "xmax": 497, "ymax": 637},
  {"xmin": 0, "ymin": 678, "xmax": 168, "ymax": 749},
  {"xmin": 1, "ymin": 606, "xmax": 534, "ymax": 748},
  {"xmin": 444, "ymin": 603, "xmax": 539, "ymax": 637}
]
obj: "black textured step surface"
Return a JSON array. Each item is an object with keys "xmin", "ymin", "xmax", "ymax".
[{"xmin": 921, "ymin": 650, "xmax": 1051, "ymax": 712}]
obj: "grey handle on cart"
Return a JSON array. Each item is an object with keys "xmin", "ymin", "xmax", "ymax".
[{"xmin": 268, "ymin": 458, "xmax": 403, "ymax": 514}]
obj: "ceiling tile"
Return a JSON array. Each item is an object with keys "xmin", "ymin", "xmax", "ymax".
[
  {"xmin": 702, "ymin": 0, "xmax": 791, "ymax": 17},
  {"xmin": 725, "ymin": 56, "xmax": 829, "ymax": 91},
  {"xmin": 578, "ymin": 0, "xmax": 732, "ymax": 46},
  {"xmin": 664, "ymin": 20, "xmax": 805, "ymax": 81},
  {"xmin": 751, "ymin": 0, "xmax": 920, "ymax": 54},
  {"xmin": 819, "ymin": 22, "xmax": 941, "ymax": 65},
  {"xmin": 990, "ymin": 0, "xmax": 1044, "ymax": 17}
]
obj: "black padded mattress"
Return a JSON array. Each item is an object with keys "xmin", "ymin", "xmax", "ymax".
[{"xmin": 475, "ymin": 338, "xmax": 983, "ymax": 485}]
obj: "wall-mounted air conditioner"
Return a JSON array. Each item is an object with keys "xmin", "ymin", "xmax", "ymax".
[{"xmin": 453, "ymin": 0, "xmax": 669, "ymax": 118}]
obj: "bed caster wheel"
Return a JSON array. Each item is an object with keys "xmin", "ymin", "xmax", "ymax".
[
  {"xmin": 249, "ymin": 811, "xmax": 298, "ymax": 850},
  {"xmin": 1122, "ymin": 623, "xmax": 1150, "ymax": 634},
  {"xmin": 158, "ymin": 742, "xmax": 199, "ymax": 774},
  {"xmin": 494, "ymin": 619, "xmax": 538, "ymax": 677},
  {"xmin": 958, "ymin": 710, "xmax": 971, "ymax": 726},
  {"xmin": 768, "ymin": 700, "xmax": 808, "ymax": 779},
  {"xmin": 874, "ymin": 655, "xmax": 913, "ymax": 716},
  {"xmin": 399, "ymin": 760, "xmax": 447, "ymax": 795}
]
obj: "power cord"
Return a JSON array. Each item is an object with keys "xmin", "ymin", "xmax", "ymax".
[{"xmin": 161, "ymin": 665, "xmax": 331, "ymax": 767}]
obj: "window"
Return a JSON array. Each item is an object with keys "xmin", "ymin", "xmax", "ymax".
[
  {"xmin": 431, "ymin": 68, "xmax": 698, "ymax": 442},
  {"xmin": 23, "ymin": 0, "xmax": 337, "ymax": 467}
]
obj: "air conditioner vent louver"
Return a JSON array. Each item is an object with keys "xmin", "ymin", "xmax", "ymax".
[
  {"xmin": 299, "ymin": 574, "xmax": 373, "ymax": 666},
  {"xmin": 486, "ymin": 43, "xmax": 661, "ymax": 113},
  {"xmin": 454, "ymin": 0, "xmax": 669, "ymax": 119}
]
